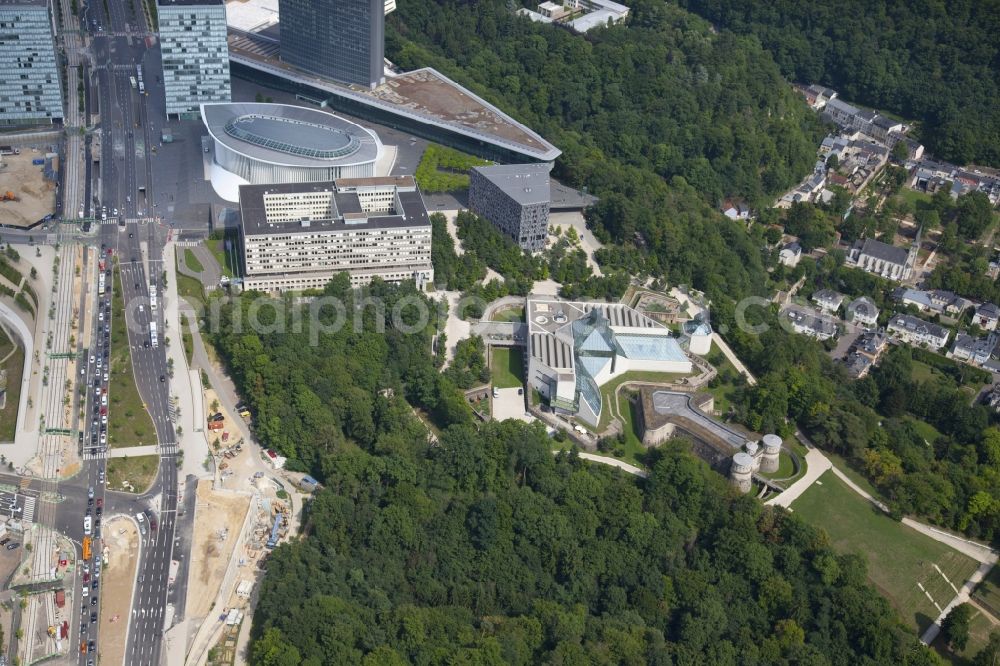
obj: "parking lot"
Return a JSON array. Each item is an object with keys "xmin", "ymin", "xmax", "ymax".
[{"xmin": 492, "ymin": 387, "xmax": 535, "ymax": 423}]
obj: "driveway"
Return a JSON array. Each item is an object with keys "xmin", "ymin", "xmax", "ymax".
[{"xmin": 492, "ymin": 387, "xmax": 534, "ymax": 423}]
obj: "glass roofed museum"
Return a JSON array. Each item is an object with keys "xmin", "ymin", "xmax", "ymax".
[
  {"xmin": 526, "ymin": 297, "xmax": 693, "ymax": 427},
  {"xmin": 201, "ymin": 102, "xmax": 382, "ymax": 200}
]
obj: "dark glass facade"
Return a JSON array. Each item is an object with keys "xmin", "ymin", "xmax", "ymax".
[{"xmin": 279, "ymin": 0, "xmax": 384, "ymax": 89}]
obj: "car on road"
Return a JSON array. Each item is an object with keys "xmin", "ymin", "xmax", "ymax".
[
  {"xmin": 0, "ymin": 538, "xmax": 9, "ymax": 546},
  {"xmin": 88, "ymin": 640, "xmax": 95, "ymax": 653},
  {"xmin": 92, "ymin": 580, "xmax": 98, "ymax": 590},
  {"xmin": 83, "ymin": 573, "xmax": 90, "ymax": 583},
  {"xmin": 88, "ymin": 487, "xmax": 94, "ymax": 499},
  {"xmin": 96, "ymin": 498, "xmax": 103, "ymax": 508},
  {"xmin": 90, "ymin": 596, "xmax": 97, "ymax": 606},
  {"xmin": 5, "ymin": 543, "xmax": 18, "ymax": 551},
  {"xmin": 160, "ymin": 375, "xmax": 165, "ymax": 383},
  {"xmin": 90, "ymin": 611, "xmax": 97, "ymax": 623},
  {"xmin": 82, "ymin": 585, "xmax": 89, "ymax": 597}
]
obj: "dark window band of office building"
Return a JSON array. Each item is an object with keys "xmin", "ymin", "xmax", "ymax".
[{"xmin": 279, "ymin": 0, "xmax": 385, "ymax": 90}]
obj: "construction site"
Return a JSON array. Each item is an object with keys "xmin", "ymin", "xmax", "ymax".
[
  {"xmin": 0, "ymin": 147, "xmax": 59, "ymax": 229},
  {"xmin": 184, "ymin": 470, "xmax": 294, "ymax": 665}
]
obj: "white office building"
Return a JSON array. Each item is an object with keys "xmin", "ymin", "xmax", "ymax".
[
  {"xmin": 239, "ymin": 176, "xmax": 433, "ymax": 292},
  {"xmin": 0, "ymin": 0, "xmax": 63, "ymax": 125},
  {"xmin": 159, "ymin": 0, "xmax": 231, "ymax": 117}
]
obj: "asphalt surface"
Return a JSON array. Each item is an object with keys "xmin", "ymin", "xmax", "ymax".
[{"xmin": 61, "ymin": 0, "xmax": 190, "ymax": 662}]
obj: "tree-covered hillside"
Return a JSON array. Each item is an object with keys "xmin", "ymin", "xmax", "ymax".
[
  {"xmin": 249, "ymin": 421, "xmax": 938, "ymax": 665},
  {"xmin": 387, "ymin": 0, "xmax": 825, "ymax": 303},
  {"xmin": 679, "ymin": 0, "xmax": 1000, "ymax": 167},
  {"xmin": 212, "ymin": 281, "xmax": 941, "ymax": 665}
]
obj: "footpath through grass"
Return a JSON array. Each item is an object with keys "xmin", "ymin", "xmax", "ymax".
[
  {"xmin": 107, "ymin": 266, "xmax": 156, "ymax": 448},
  {"xmin": 792, "ymin": 471, "xmax": 978, "ymax": 634}
]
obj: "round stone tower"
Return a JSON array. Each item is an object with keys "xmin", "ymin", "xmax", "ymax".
[
  {"xmin": 760, "ymin": 434, "xmax": 782, "ymax": 473},
  {"xmin": 730, "ymin": 452, "xmax": 755, "ymax": 494}
]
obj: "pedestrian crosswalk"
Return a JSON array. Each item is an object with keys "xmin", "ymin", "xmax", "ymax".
[
  {"xmin": 83, "ymin": 450, "xmax": 108, "ymax": 461},
  {"xmin": 159, "ymin": 443, "xmax": 179, "ymax": 456},
  {"xmin": 22, "ymin": 496, "xmax": 36, "ymax": 525}
]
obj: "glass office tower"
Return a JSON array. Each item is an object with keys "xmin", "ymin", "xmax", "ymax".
[{"xmin": 279, "ymin": 0, "xmax": 384, "ymax": 89}]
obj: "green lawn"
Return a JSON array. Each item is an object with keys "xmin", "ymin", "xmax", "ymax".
[
  {"xmin": 911, "ymin": 359, "xmax": 939, "ymax": 384},
  {"xmin": 183, "ymin": 248, "xmax": 204, "ymax": 274},
  {"xmin": 206, "ymin": 237, "xmax": 236, "ymax": 278},
  {"xmin": 180, "ymin": 313, "xmax": 194, "ymax": 366},
  {"xmin": 607, "ymin": 392, "xmax": 647, "ymax": 465},
  {"xmin": 760, "ymin": 452, "xmax": 796, "ymax": 480},
  {"xmin": 0, "ymin": 342, "xmax": 23, "ymax": 442},
  {"xmin": 704, "ymin": 343, "xmax": 743, "ymax": 417},
  {"xmin": 491, "ymin": 347, "xmax": 524, "ymax": 388},
  {"xmin": 905, "ymin": 415, "xmax": 943, "ymax": 444},
  {"xmin": 596, "ymin": 370, "xmax": 690, "ymax": 431},
  {"xmin": 897, "ymin": 188, "xmax": 934, "ymax": 209},
  {"xmin": 973, "ymin": 565, "xmax": 1000, "ymax": 621},
  {"xmin": 106, "ymin": 267, "xmax": 156, "ymax": 448},
  {"xmin": 490, "ymin": 306, "xmax": 524, "ymax": 323},
  {"xmin": 105, "ymin": 455, "xmax": 159, "ymax": 494},
  {"xmin": 933, "ymin": 604, "xmax": 999, "ymax": 665},
  {"xmin": 176, "ymin": 266, "xmax": 206, "ymax": 313},
  {"xmin": 792, "ymin": 471, "xmax": 979, "ymax": 633},
  {"xmin": 414, "ymin": 143, "xmax": 491, "ymax": 193}
]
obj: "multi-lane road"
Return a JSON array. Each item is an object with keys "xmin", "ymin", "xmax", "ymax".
[{"xmin": 61, "ymin": 0, "xmax": 184, "ymax": 661}]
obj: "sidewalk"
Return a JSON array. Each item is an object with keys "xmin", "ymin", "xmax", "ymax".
[
  {"xmin": 108, "ymin": 444, "xmax": 158, "ymax": 458},
  {"xmin": 162, "ymin": 243, "xmax": 211, "ymax": 481},
  {"xmin": 711, "ymin": 332, "xmax": 757, "ymax": 386},
  {"xmin": 765, "ymin": 448, "xmax": 831, "ymax": 508}
]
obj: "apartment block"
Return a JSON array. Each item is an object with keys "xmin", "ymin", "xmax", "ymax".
[
  {"xmin": 239, "ymin": 175, "xmax": 433, "ymax": 292},
  {"xmin": 0, "ymin": 0, "xmax": 63, "ymax": 125},
  {"xmin": 158, "ymin": 0, "xmax": 231, "ymax": 117}
]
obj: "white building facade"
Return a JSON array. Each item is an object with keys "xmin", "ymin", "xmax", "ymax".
[{"xmin": 239, "ymin": 176, "xmax": 433, "ymax": 292}]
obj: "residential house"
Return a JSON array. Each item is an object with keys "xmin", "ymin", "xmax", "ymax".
[
  {"xmin": 950, "ymin": 333, "xmax": 998, "ymax": 367},
  {"xmin": 984, "ymin": 384, "xmax": 1000, "ymax": 412},
  {"xmin": 846, "ymin": 296, "xmax": 879, "ymax": 326},
  {"xmin": 868, "ymin": 115, "xmax": 905, "ymax": 143},
  {"xmin": 844, "ymin": 352, "xmax": 874, "ymax": 378},
  {"xmin": 847, "ymin": 234, "xmax": 918, "ymax": 282},
  {"xmin": 784, "ymin": 306, "xmax": 838, "ymax": 341},
  {"xmin": 887, "ymin": 314, "xmax": 949, "ymax": 350},
  {"xmin": 973, "ymin": 303, "xmax": 1000, "ymax": 331},
  {"xmin": 721, "ymin": 198, "xmax": 751, "ymax": 221},
  {"xmin": 803, "ymin": 84, "xmax": 837, "ymax": 110},
  {"xmin": 853, "ymin": 328, "xmax": 889, "ymax": 359},
  {"xmin": 779, "ymin": 241, "xmax": 802, "ymax": 267},
  {"xmin": 812, "ymin": 289, "xmax": 846, "ymax": 313},
  {"xmin": 898, "ymin": 288, "xmax": 973, "ymax": 317}
]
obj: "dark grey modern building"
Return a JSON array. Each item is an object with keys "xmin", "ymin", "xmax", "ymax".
[
  {"xmin": 469, "ymin": 163, "xmax": 552, "ymax": 252},
  {"xmin": 158, "ymin": 0, "xmax": 231, "ymax": 117},
  {"xmin": 279, "ymin": 0, "xmax": 384, "ymax": 89},
  {"xmin": 0, "ymin": 0, "xmax": 63, "ymax": 126}
]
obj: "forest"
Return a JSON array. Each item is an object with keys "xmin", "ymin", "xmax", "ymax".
[
  {"xmin": 388, "ymin": 0, "xmax": 824, "ymax": 305},
  {"xmin": 679, "ymin": 0, "xmax": 1000, "ymax": 167}
]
